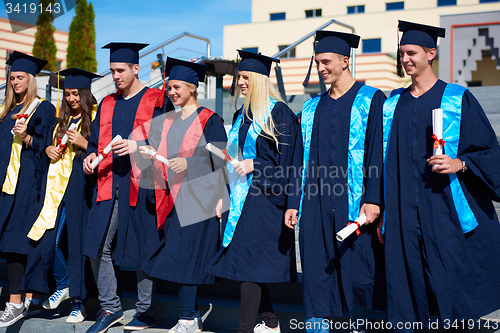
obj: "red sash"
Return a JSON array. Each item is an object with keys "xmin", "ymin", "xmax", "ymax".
[
  {"xmin": 97, "ymin": 88, "xmax": 162, "ymax": 204},
  {"xmin": 154, "ymin": 108, "xmax": 215, "ymax": 230}
]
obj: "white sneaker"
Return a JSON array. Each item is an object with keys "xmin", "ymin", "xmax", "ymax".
[
  {"xmin": 254, "ymin": 321, "xmax": 281, "ymax": 333},
  {"xmin": 66, "ymin": 301, "xmax": 87, "ymax": 323},
  {"xmin": 43, "ymin": 287, "xmax": 70, "ymax": 309},
  {"xmin": 0, "ymin": 302, "xmax": 25, "ymax": 327},
  {"xmin": 169, "ymin": 319, "xmax": 202, "ymax": 333}
]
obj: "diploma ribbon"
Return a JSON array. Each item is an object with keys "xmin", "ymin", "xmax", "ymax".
[
  {"xmin": 431, "ymin": 134, "xmax": 446, "ymax": 149},
  {"xmin": 16, "ymin": 114, "xmax": 29, "ymax": 120},
  {"xmin": 56, "ymin": 138, "xmax": 67, "ymax": 153},
  {"xmin": 222, "ymin": 148, "xmax": 232, "ymax": 162},
  {"xmin": 346, "ymin": 221, "xmax": 362, "ymax": 236},
  {"xmin": 99, "ymin": 149, "xmax": 108, "ymax": 158}
]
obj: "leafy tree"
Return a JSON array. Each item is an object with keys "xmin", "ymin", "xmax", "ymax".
[
  {"xmin": 67, "ymin": 0, "xmax": 97, "ymax": 72},
  {"xmin": 32, "ymin": 0, "xmax": 57, "ymax": 72}
]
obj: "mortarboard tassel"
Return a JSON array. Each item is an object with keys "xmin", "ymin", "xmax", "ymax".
[
  {"xmin": 302, "ymin": 55, "xmax": 314, "ymax": 87},
  {"xmin": 396, "ymin": 26, "xmax": 405, "ymax": 78},
  {"xmin": 155, "ymin": 68, "xmax": 167, "ymax": 108},
  {"xmin": 228, "ymin": 58, "xmax": 240, "ymax": 97},
  {"xmin": 55, "ymin": 71, "xmax": 61, "ymax": 118}
]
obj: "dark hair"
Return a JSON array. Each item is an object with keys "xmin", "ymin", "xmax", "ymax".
[{"xmin": 56, "ymin": 88, "xmax": 97, "ymax": 158}]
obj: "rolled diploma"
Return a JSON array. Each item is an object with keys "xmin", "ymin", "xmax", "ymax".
[
  {"xmin": 90, "ymin": 135, "xmax": 122, "ymax": 169},
  {"xmin": 336, "ymin": 213, "xmax": 367, "ymax": 242},
  {"xmin": 142, "ymin": 146, "xmax": 169, "ymax": 166},
  {"xmin": 432, "ymin": 108, "xmax": 443, "ymax": 156},
  {"xmin": 11, "ymin": 98, "xmax": 40, "ymax": 134},
  {"xmin": 205, "ymin": 143, "xmax": 237, "ymax": 166},
  {"xmin": 57, "ymin": 123, "xmax": 78, "ymax": 150}
]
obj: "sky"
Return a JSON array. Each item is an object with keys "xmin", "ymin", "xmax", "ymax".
[{"xmin": 0, "ymin": 0, "xmax": 252, "ymax": 73}]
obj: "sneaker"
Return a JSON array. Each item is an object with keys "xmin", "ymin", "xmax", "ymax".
[
  {"xmin": 23, "ymin": 298, "xmax": 42, "ymax": 318},
  {"xmin": 124, "ymin": 311, "xmax": 156, "ymax": 330},
  {"xmin": 66, "ymin": 301, "xmax": 87, "ymax": 323},
  {"xmin": 0, "ymin": 302, "xmax": 25, "ymax": 327},
  {"xmin": 43, "ymin": 287, "xmax": 70, "ymax": 309},
  {"xmin": 254, "ymin": 321, "xmax": 281, "ymax": 333},
  {"xmin": 86, "ymin": 309, "xmax": 124, "ymax": 333},
  {"xmin": 169, "ymin": 319, "xmax": 202, "ymax": 333}
]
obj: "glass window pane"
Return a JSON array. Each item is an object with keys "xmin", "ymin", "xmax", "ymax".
[
  {"xmin": 270, "ymin": 12, "xmax": 286, "ymax": 21},
  {"xmin": 362, "ymin": 38, "xmax": 381, "ymax": 53}
]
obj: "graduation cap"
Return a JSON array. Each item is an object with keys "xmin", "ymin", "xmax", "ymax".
[
  {"xmin": 237, "ymin": 50, "xmax": 279, "ymax": 77},
  {"xmin": 6, "ymin": 51, "xmax": 48, "ymax": 76},
  {"xmin": 102, "ymin": 42, "xmax": 149, "ymax": 64},
  {"xmin": 58, "ymin": 68, "xmax": 102, "ymax": 89},
  {"xmin": 315, "ymin": 30, "xmax": 360, "ymax": 56},
  {"xmin": 166, "ymin": 57, "xmax": 207, "ymax": 87},
  {"xmin": 398, "ymin": 20, "xmax": 446, "ymax": 49}
]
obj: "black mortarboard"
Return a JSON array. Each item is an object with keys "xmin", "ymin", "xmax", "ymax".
[
  {"xmin": 315, "ymin": 30, "xmax": 360, "ymax": 57},
  {"xmin": 58, "ymin": 68, "xmax": 102, "ymax": 89},
  {"xmin": 6, "ymin": 51, "xmax": 48, "ymax": 76},
  {"xmin": 398, "ymin": 20, "xmax": 446, "ymax": 49},
  {"xmin": 102, "ymin": 42, "xmax": 149, "ymax": 64},
  {"xmin": 237, "ymin": 50, "xmax": 279, "ymax": 77},
  {"xmin": 166, "ymin": 57, "xmax": 207, "ymax": 87}
]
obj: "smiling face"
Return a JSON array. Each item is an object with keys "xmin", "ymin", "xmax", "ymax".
[
  {"xmin": 237, "ymin": 71, "xmax": 250, "ymax": 96},
  {"xmin": 64, "ymin": 88, "xmax": 82, "ymax": 111},
  {"xmin": 9, "ymin": 71, "xmax": 29, "ymax": 97},
  {"xmin": 399, "ymin": 44, "xmax": 436, "ymax": 77},
  {"xmin": 314, "ymin": 52, "xmax": 348, "ymax": 86},
  {"xmin": 110, "ymin": 62, "xmax": 138, "ymax": 91},
  {"xmin": 167, "ymin": 80, "xmax": 196, "ymax": 106}
]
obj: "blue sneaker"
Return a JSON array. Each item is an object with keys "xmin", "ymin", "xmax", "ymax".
[
  {"xmin": 86, "ymin": 309, "xmax": 124, "ymax": 333},
  {"xmin": 123, "ymin": 311, "xmax": 156, "ymax": 330}
]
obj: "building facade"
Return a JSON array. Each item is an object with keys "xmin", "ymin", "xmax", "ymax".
[{"xmin": 223, "ymin": 0, "xmax": 500, "ymax": 94}]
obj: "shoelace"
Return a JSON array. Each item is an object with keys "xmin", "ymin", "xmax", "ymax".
[
  {"xmin": 49, "ymin": 289, "xmax": 65, "ymax": 302},
  {"xmin": 96, "ymin": 309, "xmax": 111, "ymax": 322},
  {"xmin": 69, "ymin": 303, "xmax": 84, "ymax": 316},
  {"xmin": 0, "ymin": 303, "xmax": 15, "ymax": 321}
]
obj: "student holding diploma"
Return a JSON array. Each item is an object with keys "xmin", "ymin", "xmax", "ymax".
[
  {"xmin": 82, "ymin": 42, "xmax": 173, "ymax": 333},
  {"xmin": 382, "ymin": 20, "xmax": 500, "ymax": 330},
  {"xmin": 0, "ymin": 51, "xmax": 56, "ymax": 327},
  {"xmin": 140, "ymin": 57, "xmax": 227, "ymax": 333},
  {"xmin": 284, "ymin": 31, "xmax": 386, "ymax": 332},
  {"xmin": 206, "ymin": 50, "xmax": 298, "ymax": 333}
]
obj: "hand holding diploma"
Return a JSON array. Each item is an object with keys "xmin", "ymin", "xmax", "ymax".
[
  {"xmin": 90, "ymin": 135, "xmax": 122, "ymax": 170},
  {"xmin": 11, "ymin": 98, "xmax": 40, "ymax": 135},
  {"xmin": 336, "ymin": 214, "xmax": 367, "ymax": 242},
  {"xmin": 205, "ymin": 143, "xmax": 237, "ymax": 166},
  {"xmin": 139, "ymin": 145, "xmax": 170, "ymax": 165},
  {"xmin": 57, "ymin": 123, "xmax": 78, "ymax": 152}
]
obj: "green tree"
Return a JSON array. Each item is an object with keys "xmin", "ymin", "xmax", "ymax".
[
  {"xmin": 67, "ymin": 0, "xmax": 97, "ymax": 72},
  {"xmin": 32, "ymin": 0, "xmax": 57, "ymax": 72}
]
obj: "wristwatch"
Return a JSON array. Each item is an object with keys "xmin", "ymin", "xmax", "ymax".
[{"xmin": 460, "ymin": 159, "xmax": 468, "ymax": 172}]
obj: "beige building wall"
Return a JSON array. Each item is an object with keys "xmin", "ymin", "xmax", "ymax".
[
  {"xmin": 0, "ymin": 17, "xmax": 68, "ymax": 85},
  {"xmin": 224, "ymin": 0, "xmax": 500, "ymax": 92}
]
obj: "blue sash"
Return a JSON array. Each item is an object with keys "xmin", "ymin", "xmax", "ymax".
[
  {"xmin": 297, "ymin": 85, "xmax": 379, "ymax": 224},
  {"xmin": 382, "ymin": 83, "xmax": 477, "ymax": 233},
  {"xmin": 222, "ymin": 98, "xmax": 278, "ymax": 247}
]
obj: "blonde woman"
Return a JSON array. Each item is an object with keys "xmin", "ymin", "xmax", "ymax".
[
  {"xmin": 0, "ymin": 51, "xmax": 56, "ymax": 327},
  {"xmin": 207, "ymin": 50, "xmax": 298, "ymax": 333}
]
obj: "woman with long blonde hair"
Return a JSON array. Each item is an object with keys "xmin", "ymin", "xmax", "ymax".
[
  {"xmin": 0, "ymin": 51, "xmax": 56, "ymax": 327},
  {"xmin": 207, "ymin": 50, "xmax": 299, "ymax": 333}
]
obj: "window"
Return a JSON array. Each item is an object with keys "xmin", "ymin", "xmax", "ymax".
[
  {"xmin": 305, "ymin": 9, "xmax": 322, "ymax": 18},
  {"xmin": 241, "ymin": 47, "xmax": 259, "ymax": 54},
  {"xmin": 347, "ymin": 5, "xmax": 365, "ymax": 14},
  {"xmin": 480, "ymin": 0, "xmax": 499, "ymax": 3},
  {"xmin": 278, "ymin": 45, "xmax": 296, "ymax": 59},
  {"xmin": 270, "ymin": 12, "xmax": 286, "ymax": 21},
  {"xmin": 437, "ymin": 0, "xmax": 456, "ymax": 6},
  {"xmin": 386, "ymin": 1, "xmax": 404, "ymax": 10},
  {"xmin": 362, "ymin": 38, "xmax": 381, "ymax": 53}
]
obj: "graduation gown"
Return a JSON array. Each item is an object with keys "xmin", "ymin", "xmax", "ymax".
[
  {"xmin": 0, "ymin": 100, "xmax": 55, "ymax": 255},
  {"xmin": 141, "ymin": 107, "xmax": 227, "ymax": 284},
  {"xmin": 22, "ymin": 117, "xmax": 96, "ymax": 296},
  {"xmin": 83, "ymin": 87, "xmax": 169, "ymax": 267},
  {"xmin": 384, "ymin": 79, "xmax": 500, "ymax": 326},
  {"xmin": 206, "ymin": 101, "xmax": 298, "ymax": 283},
  {"xmin": 287, "ymin": 82, "xmax": 386, "ymax": 318}
]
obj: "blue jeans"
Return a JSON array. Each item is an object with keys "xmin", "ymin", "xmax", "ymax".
[
  {"xmin": 305, "ymin": 317, "xmax": 330, "ymax": 333},
  {"xmin": 178, "ymin": 284, "xmax": 199, "ymax": 320},
  {"xmin": 54, "ymin": 206, "xmax": 69, "ymax": 290}
]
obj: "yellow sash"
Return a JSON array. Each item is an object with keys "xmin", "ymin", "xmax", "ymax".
[
  {"xmin": 2, "ymin": 101, "xmax": 41, "ymax": 195},
  {"xmin": 28, "ymin": 105, "xmax": 98, "ymax": 241}
]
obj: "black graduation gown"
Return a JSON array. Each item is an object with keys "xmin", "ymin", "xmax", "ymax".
[
  {"xmin": 206, "ymin": 101, "xmax": 298, "ymax": 283},
  {"xmin": 0, "ymin": 101, "xmax": 55, "ymax": 255},
  {"xmin": 384, "ymin": 80, "xmax": 500, "ymax": 326},
  {"xmin": 22, "ymin": 117, "xmax": 96, "ymax": 296},
  {"xmin": 141, "ymin": 108, "xmax": 227, "ymax": 284},
  {"xmin": 287, "ymin": 82, "xmax": 386, "ymax": 318},
  {"xmin": 83, "ymin": 87, "xmax": 170, "ymax": 268}
]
